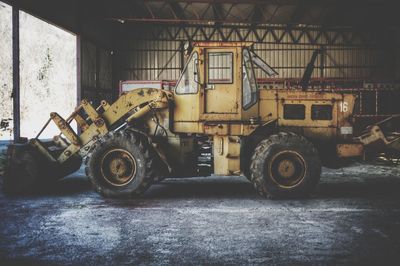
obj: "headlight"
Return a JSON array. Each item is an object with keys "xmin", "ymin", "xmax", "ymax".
[{"xmin": 340, "ymin": 126, "xmax": 353, "ymax": 135}]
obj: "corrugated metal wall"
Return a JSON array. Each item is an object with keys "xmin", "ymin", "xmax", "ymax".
[
  {"xmin": 115, "ymin": 40, "xmax": 182, "ymax": 81},
  {"xmin": 114, "ymin": 25, "xmax": 396, "ymax": 83},
  {"xmin": 81, "ymin": 39, "xmax": 114, "ymax": 105}
]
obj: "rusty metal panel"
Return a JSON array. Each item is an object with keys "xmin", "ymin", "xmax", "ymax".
[
  {"xmin": 336, "ymin": 144, "xmax": 364, "ymax": 158},
  {"xmin": 81, "ymin": 40, "xmax": 96, "ymax": 89},
  {"xmin": 98, "ymin": 48, "xmax": 112, "ymax": 90},
  {"xmin": 81, "ymin": 40, "xmax": 113, "ymax": 105}
]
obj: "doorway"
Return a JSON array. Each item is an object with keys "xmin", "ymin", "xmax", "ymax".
[{"xmin": 19, "ymin": 10, "xmax": 77, "ymax": 139}]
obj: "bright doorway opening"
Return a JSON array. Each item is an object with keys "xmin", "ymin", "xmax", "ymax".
[{"xmin": 0, "ymin": 1, "xmax": 77, "ymax": 141}]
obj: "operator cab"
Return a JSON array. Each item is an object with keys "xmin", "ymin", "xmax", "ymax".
[{"xmin": 173, "ymin": 42, "xmax": 277, "ymax": 127}]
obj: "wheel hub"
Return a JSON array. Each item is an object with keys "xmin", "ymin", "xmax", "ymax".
[
  {"xmin": 100, "ymin": 149, "xmax": 137, "ymax": 186},
  {"xmin": 268, "ymin": 150, "xmax": 306, "ymax": 188},
  {"xmin": 277, "ymin": 159, "xmax": 296, "ymax": 178}
]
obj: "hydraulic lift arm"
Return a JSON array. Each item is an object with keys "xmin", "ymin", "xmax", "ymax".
[{"xmin": 36, "ymin": 88, "xmax": 173, "ymax": 163}]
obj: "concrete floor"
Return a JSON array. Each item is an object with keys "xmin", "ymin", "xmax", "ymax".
[{"xmin": 1, "ymin": 162, "xmax": 400, "ymax": 265}]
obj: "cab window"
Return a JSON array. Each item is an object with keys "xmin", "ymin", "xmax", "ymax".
[
  {"xmin": 284, "ymin": 104, "xmax": 305, "ymax": 120},
  {"xmin": 207, "ymin": 52, "xmax": 233, "ymax": 84},
  {"xmin": 311, "ymin": 105, "xmax": 333, "ymax": 120},
  {"xmin": 242, "ymin": 48, "xmax": 258, "ymax": 109},
  {"xmin": 176, "ymin": 52, "xmax": 199, "ymax": 94}
]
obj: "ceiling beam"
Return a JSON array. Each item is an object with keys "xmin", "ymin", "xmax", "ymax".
[
  {"xmin": 251, "ymin": 5, "xmax": 264, "ymax": 26},
  {"xmin": 168, "ymin": 1, "xmax": 186, "ymax": 20},
  {"xmin": 288, "ymin": 3, "xmax": 309, "ymax": 25},
  {"xmin": 212, "ymin": 3, "xmax": 224, "ymax": 26}
]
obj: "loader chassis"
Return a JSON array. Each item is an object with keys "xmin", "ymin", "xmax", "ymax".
[{"xmin": 4, "ymin": 41, "xmax": 400, "ymax": 198}]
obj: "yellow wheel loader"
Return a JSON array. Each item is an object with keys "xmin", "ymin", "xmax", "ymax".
[{"xmin": 3, "ymin": 42, "xmax": 400, "ymax": 198}]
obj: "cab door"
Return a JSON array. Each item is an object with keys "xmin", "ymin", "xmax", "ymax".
[{"xmin": 203, "ymin": 48, "xmax": 239, "ymax": 117}]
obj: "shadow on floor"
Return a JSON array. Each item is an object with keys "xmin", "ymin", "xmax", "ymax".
[
  {"xmin": 145, "ymin": 177, "xmax": 400, "ymax": 200},
  {"xmin": 2, "ymin": 171, "xmax": 400, "ymax": 200},
  {"xmin": 145, "ymin": 179, "xmax": 256, "ymax": 199},
  {"xmin": 317, "ymin": 178, "xmax": 400, "ymax": 199},
  {"xmin": 1, "ymin": 174, "xmax": 94, "ymax": 198}
]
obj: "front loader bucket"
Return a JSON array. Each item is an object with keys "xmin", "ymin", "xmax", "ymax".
[
  {"xmin": 3, "ymin": 141, "xmax": 82, "ymax": 194},
  {"xmin": 3, "ymin": 143, "xmax": 40, "ymax": 194}
]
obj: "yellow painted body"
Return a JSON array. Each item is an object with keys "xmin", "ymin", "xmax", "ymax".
[
  {"xmin": 173, "ymin": 42, "xmax": 356, "ymax": 141},
  {"xmin": 213, "ymin": 136, "xmax": 241, "ymax": 175},
  {"xmin": 259, "ymin": 89, "xmax": 356, "ymax": 140}
]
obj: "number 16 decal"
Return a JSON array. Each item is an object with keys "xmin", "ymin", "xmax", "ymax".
[{"xmin": 339, "ymin": 101, "xmax": 348, "ymax": 112}]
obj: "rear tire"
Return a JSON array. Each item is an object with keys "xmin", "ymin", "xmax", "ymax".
[
  {"xmin": 85, "ymin": 129, "xmax": 163, "ymax": 198},
  {"xmin": 250, "ymin": 132, "xmax": 321, "ymax": 199}
]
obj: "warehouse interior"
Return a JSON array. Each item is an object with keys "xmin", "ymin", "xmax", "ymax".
[
  {"xmin": 3, "ymin": 0, "xmax": 400, "ymax": 138},
  {"xmin": 1, "ymin": 0, "xmax": 400, "ymax": 264}
]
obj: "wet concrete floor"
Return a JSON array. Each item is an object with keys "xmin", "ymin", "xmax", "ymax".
[{"xmin": 1, "ymin": 162, "xmax": 400, "ymax": 265}]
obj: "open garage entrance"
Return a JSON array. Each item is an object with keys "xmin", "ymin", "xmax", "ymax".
[{"xmin": 0, "ymin": 1, "xmax": 77, "ymax": 140}]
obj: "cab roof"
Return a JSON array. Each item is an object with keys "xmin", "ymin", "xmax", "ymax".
[{"xmin": 192, "ymin": 41, "xmax": 253, "ymax": 48}]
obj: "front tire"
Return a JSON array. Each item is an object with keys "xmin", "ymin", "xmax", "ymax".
[
  {"xmin": 85, "ymin": 129, "xmax": 162, "ymax": 198},
  {"xmin": 250, "ymin": 132, "xmax": 321, "ymax": 199}
]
